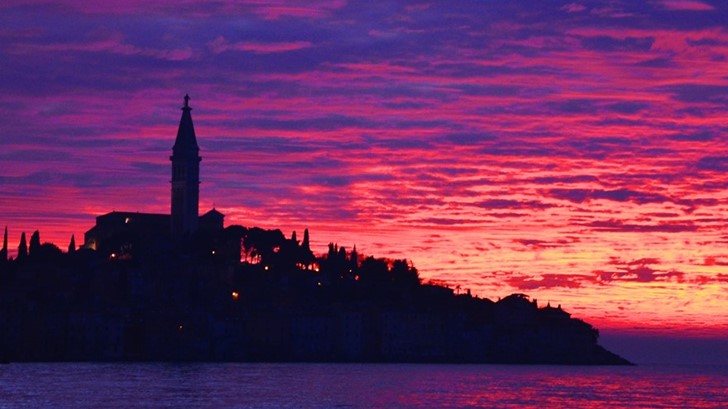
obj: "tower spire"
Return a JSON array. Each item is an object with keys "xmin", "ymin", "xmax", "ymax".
[
  {"xmin": 173, "ymin": 94, "xmax": 199, "ymax": 154},
  {"xmin": 171, "ymin": 94, "xmax": 201, "ymax": 235}
]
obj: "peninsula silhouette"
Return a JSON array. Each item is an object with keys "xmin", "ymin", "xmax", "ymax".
[{"xmin": 0, "ymin": 96, "xmax": 631, "ymax": 365}]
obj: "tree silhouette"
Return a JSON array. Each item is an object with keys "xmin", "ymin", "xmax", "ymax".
[
  {"xmin": 68, "ymin": 235, "xmax": 76, "ymax": 254},
  {"xmin": 391, "ymin": 259, "xmax": 420, "ymax": 287},
  {"xmin": 359, "ymin": 256, "xmax": 389, "ymax": 286},
  {"xmin": 0, "ymin": 226, "xmax": 7, "ymax": 262},
  {"xmin": 302, "ymin": 228, "xmax": 310, "ymax": 251},
  {"xmin": 323, "ymin": 242, "xmax": 350, "ymax": 279},
  {"xmin": 274, "ymin": 233, "xmax": 300, "ymax": 271},
  {"xmin": 220, "ymin": 225, "xmax": 247, "ymax": 262},
  {"xmin": 29, "ymin": 230, "xmax": 41, "ymax": 257},
  {"xmin": 327, "ymin": 242, "xmax": 338, "ymax": 259},
  {"xmin": 243, "ymin": 227, "xmax": 285, "ymax": 265},
  {"xmin": 17, "ymin": 232, "xmax": 27, "ymax": 260},
  {"xmin": 298, "ymin": 228, "xmax": 315, "ymax": 268},
  {"xmin": 36, "ymin": 242, "xmax": 63, "ymax": 260},
  {"xmin": 350, "ymin": 245, "xmax": 358, "ymax": 272}
]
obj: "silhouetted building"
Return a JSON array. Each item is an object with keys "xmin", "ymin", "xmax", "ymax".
[
  {"xmin": 84, "ymin": 95, "xmax": 222, "ymax": 253},
  {"xmin": 199, "ymin": 208, "xmax": 225, "ymax": 233},
  {"xmin": 84, "ymin": 212, "xmax": 171, "ymax": 254},
  {"xmin": 171, "ymin": 94, "xmax": 201, "ymax": 235}
]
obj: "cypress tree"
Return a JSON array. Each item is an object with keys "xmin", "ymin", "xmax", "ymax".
[
  {"xmin": 29, "ymin": 230, "xmax": 41, "ymax": 257},
  {"xmin": 18, "ymin": 232, "xmax": 28, "ymax": 260},
  {"xmin": 302, "ymin": 228, "xmax": 311, "ymax": 251},
  {"xmin": 350, "ymin": 245, "xmax": 358, "ymax": 270},
  {"xmin": 0, "ymin": 226, "xmax": 7, "ymax": 262},
  {"xmin": 68, "ymin": 234, "xmax": 76, "ymax": 254}
]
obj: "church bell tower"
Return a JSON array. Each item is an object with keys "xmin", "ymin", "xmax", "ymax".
[{"xmin": 170, "ymin": 94, "xmax": 201, "ymax": 235}]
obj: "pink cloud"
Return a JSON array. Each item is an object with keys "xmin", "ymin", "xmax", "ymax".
[
  {"xmin": 208, "ymin": 37, "xmax": 313, "ymax": 54},
  {"xmin": 658, "ymin": 0, "xmax": 715, "ymax": 11},
  {"xmin": 252, "ymin": 1, "xmax": 347, "ymax": 20},
  {"xmin": 562, "ymin": 3, "xmax": 587, "ymax": 13},
  {"xmin": 10, "ymin": 31, "xmax": 194, "ymax": 61},
  {"xmin": 0, "ymin": 0, "xmax": 347, "ymax": 18},
  {"xmin": 506, "ymin": 273, "xmax": 593, "ymax": 290}
]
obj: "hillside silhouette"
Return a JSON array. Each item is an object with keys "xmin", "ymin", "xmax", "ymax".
[
  {"xmin": 0, "ymin": 225, "xmax": 629, "ymax": 365},
  {"xmin": 0, "ymin": 96, "xmax": 630, "ymax": 364}
]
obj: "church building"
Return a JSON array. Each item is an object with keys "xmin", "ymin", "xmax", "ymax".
[{"xmin": 84, "ymin": 95, "xmax": 224, "ymax": 254}]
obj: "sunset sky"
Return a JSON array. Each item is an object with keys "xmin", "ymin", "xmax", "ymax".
[{"xmin": 1, "ymin": 1, "xmax": 727, "ymax": 356}]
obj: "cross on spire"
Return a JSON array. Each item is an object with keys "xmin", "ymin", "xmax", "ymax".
[{"xmin": 183, "ymin": 94, "xmax": 190, "ymax": 109}]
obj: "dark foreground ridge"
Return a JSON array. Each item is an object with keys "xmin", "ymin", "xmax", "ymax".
[
  {"xmin": 0, "ymin": 97, "xmax": 631, "ymax": 365},
  {"xmin": 0, "ymin": 226, "xmax": 630, "ymax": 365}
]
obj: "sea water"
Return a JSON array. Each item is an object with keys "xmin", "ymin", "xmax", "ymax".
[{"xmin": 1, "ymin": 363, "xmax": 726, "ymax": 408}]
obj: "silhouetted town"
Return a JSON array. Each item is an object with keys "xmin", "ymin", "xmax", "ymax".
[{"xmin": 0, "ymin": 96, "xmax": 630, "ymax": 365}]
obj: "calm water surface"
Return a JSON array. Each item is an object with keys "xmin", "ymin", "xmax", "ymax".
[{"xmin": 1, "ymin": 363, "xmax": 726, "ymax": 408}]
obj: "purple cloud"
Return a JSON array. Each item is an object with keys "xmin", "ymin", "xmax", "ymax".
[{"xmin": 547, "ymin": 188, "xmax": 672, "ymax": 205}]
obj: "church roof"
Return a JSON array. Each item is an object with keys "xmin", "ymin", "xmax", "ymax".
[
  {"xmin": 173, "ymin": 94, "xmax": 199, "ymax": 155},
  {"xmin": 201, "ymin": 208, "xmax": 224, "ymax": 218}
]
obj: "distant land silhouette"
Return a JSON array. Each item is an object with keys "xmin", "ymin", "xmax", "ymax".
[{"xmin": 0, "ymin": 96, "xmax": 631, "ymax": 365}]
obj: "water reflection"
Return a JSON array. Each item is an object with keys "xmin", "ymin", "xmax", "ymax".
[{"xmin": 0, "ymin": 363, "xmax": 725, "ymax": 408}]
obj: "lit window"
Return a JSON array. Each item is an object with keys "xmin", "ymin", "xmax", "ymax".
[{"xmin": 231, "ymin": 291, "xmax": 239, "ymax": 301}]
